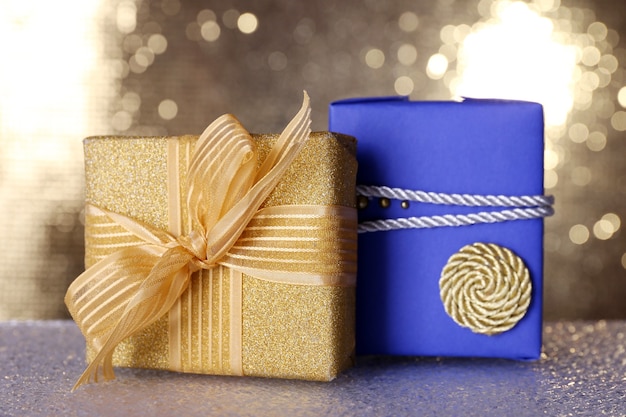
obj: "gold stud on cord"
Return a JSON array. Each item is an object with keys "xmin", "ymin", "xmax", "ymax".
[{"xmin": 357, "ymin": 195, "xmax": 369, "ymax": 210}]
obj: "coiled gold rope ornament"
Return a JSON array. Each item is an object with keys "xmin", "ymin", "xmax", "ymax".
[{"xmin": 439, "ymin": 242, "xmax": 531, "ymax": 335}]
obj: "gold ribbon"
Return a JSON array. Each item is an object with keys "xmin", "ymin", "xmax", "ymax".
[{"xmin": 65, "ymin": 92, "xmax": 357, "ymax": 390}]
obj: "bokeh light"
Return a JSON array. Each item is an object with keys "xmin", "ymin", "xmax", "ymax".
[
  {"xmin": 426, "ymin": 53, "xmax": 448, "ymax": 79},
  {"xmin": 117, "ymin": 1, "xmax": 137, "ymax": 33},
  {"xmin": 148, "ymin": 34, "xmax": 168, "ymax": 54},
  {"xmin": 201, "ymin": 20, "xmax": 221, "ymax": 42},
  {"xmin": 452, "ymin": 1, "xmax": 577, "ymax": 127},
  {"xmin": 394, "ymin": 76, "xmax": 414, "ymax": 95},
  {"xmin": 570, "ymin": 224, "xmax": 590, "ymax": 245},
  {"xmin": 237, "ymin": 12, "xmax": 258, "ymax": 34},
  {"xmin": 365, "ymin": 48, "xmax": 385, "ymax": 69},
  {"xmin": 398, "ymin": 11, "xmax": 419, "ymax": 32},
  {"xmin": 158, "ymin": 99, "xmax": 178, "ymax": 120}
]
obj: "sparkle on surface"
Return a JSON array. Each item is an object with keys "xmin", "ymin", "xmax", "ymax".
[{"xmin": 2, "ymin": 320, "xmax": 625, "ymax": 416}]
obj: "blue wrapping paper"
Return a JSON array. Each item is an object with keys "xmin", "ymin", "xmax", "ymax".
[{"xmin": 329, "ymin": 96, "xmax": 545, "ymax": 359}]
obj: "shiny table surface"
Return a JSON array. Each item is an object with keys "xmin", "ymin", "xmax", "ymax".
[{"xmin": 1, "ymin": 320, "xmax": 624, "ymax": 416}]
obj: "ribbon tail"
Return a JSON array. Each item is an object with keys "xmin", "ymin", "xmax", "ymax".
[{"xmin": 69, "ymin": 247, "xmax": 195, "ymax": 391}]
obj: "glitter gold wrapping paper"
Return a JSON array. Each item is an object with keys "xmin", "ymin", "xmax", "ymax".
[{"xmin": 81, "ymin": 131, "xmax": 357, "ymax": 381}]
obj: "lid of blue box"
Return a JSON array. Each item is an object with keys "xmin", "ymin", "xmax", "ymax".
[{"xmin": 330, "ymin": 96, "xmax": 544, "ymax": 196}]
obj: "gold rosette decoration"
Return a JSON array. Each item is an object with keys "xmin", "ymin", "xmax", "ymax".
[
  {"xmin": 439, "ymin": 242, "xmax": 531, "ymax": 335},
  {"xmin": 65, "ymin": 92, "xmax": 357, "ymax": 390}
]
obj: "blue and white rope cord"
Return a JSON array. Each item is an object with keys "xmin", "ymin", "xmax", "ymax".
[{"xmin": 356, "ymin": 185, "xmax": 554, "ymax": 234}]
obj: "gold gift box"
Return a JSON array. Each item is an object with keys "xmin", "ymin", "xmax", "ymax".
[{"xmin": 81, "ymin": 131, "xmax": 357, "ymax": 381}]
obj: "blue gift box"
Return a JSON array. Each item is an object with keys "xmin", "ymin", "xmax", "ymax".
[{"xmin": 329, "ymin": 96, "xmax": 550, "ymax": 360}]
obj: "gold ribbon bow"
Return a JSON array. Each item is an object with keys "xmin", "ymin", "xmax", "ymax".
[{"xmin": 65, "ymin": 92, "xmax": 357, "ymax": 390}]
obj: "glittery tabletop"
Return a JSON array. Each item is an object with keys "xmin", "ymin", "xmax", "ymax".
[{"xmin": 1, "ymin": 321, "xmax": 625, "ymax": 416}]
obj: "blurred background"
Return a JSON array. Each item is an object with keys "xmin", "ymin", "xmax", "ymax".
[{"xmin": 1, "ymin": 0, "xmax": 625, "ymax": 320}]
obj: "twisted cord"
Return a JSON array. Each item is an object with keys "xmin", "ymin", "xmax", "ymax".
[
  {"xmin": 357, "ymin": 207, "xmax": 553, "ymax": 234},
  {"xmin": 439, "ymin": 242, "xmax": 531, "ymax": 335},
  {"xmin": 357, "ymin": 185, "xmax": 554, "ymax": 208},
  {"xmin": 357, "ymin": 184, "xmax": 554, "ymax": 233}
]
